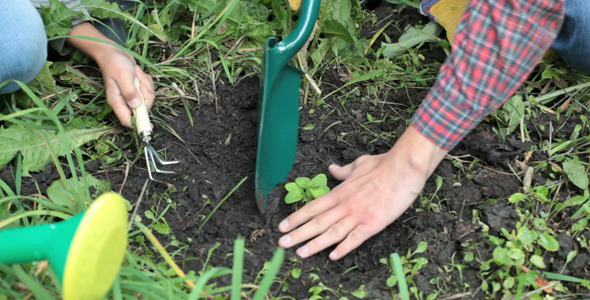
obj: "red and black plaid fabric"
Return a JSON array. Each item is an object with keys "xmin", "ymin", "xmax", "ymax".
[{"xmin": 412, "ymin": 0, "xmax": 565, "ymax": 149}]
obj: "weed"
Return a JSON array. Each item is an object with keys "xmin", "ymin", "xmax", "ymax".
[
  {"xmin": 284, "ymin": 174, "xmax": 331, "ymax": 204},
  {"xmin": 383, "ymin": 241, "xmax": 431, "ymax": 299}
]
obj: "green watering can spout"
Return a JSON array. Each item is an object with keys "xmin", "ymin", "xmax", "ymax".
[
  {"xmin": 256, "ymin": 0, "xmax": 322, "ymax": 214},
  {"xmin": 0, "ymin": 192, "xmax": 128, "ymax": 300}
]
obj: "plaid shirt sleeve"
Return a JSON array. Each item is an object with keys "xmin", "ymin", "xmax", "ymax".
[{"xmin": 412, "ymin": 0, "xmax": 565, "ymax": 150}]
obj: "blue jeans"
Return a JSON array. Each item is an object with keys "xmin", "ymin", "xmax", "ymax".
[
  {"xmin": 552, "ymin": 0, "xmax": 590, "ymax": 73},
  {"xmin": 0, "ymin": 0, "xmax": 47, "ymax": 94}
]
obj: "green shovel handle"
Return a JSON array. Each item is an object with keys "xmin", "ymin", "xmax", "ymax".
[{"xmin": 267, "ymin": 0, "xmax": 321, "ymax": 68}]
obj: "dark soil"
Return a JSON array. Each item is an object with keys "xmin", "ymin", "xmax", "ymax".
[{"xmin": 8, "ymin": 2, "xmax": 589, "ymax": 299}]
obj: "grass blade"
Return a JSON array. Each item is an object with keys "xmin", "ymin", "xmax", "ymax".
[
  {"xmin": 231, "ymin": 237, "xmax": 245, "ymax": 300},
  {"xmin": 252, "ymin": 247, "xmax": 284, "ymax": 300},
  {"xmin": 390, "ymin": 253, "xmax": 410, "ymax": 300}
]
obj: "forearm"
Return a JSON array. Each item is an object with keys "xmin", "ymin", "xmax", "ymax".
[
  {"xmin": 67, "ymin": 22, "xmax": 120, "ymax": 65},
  {"xmin": 413, "ymin": 0, "xmax": 565, "ymax": 150}
]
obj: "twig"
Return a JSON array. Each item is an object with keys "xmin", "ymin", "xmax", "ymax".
[
  {"xmin": 439, "ymin": 292, "xmax": 473, "ymax": 300},
  {"xmin": 127, "ymin": 178, "xmax": 150, "ymax": 231},
  {"xmin": 445, "ymin": 155, "xmax": 516, "ymax": 176},
  {"xmin": 536, "ymin": 81, "xmax": 590, "ymax": 104},
  {"xmin": 118, "ymin": 159, "xmax": 131, "ymax": 195}
]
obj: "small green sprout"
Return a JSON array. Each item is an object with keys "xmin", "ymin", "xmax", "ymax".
[{"xmin": 285, "ymin": 174, "xmax": 331, "ymax": 204}]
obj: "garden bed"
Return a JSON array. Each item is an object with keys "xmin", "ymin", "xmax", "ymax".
[
  {"xmin": 108, "ymin": 3, "xmax": 590, "ymax": 298},
  {"xmin": 3, "ymin": 1, "xmax": 590, "ymax": 299}
]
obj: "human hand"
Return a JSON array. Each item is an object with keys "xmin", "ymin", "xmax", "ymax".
[
  {"xmin": 277, "ymin": 126, "xmax": 449, "ymax": 260},
  {"xmin": 67, "ymin": 22, "xmax": 155, "ymax": 128},
  {"xmin": 96, "ymin": 50, "xmax": 155, "ymax": 128}
]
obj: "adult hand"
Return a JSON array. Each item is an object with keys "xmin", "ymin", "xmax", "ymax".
[
  {"xmin": 277, "ymin": 126, "xmax": 449, "ymax": 260},
  {"xmin": 68, "ymin": 22, "xmax": 155, "ymax": 128}
]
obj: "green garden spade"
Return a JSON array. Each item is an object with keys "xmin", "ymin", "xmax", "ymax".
[
  {"xmin": 256, "ymin": 0, "xmax": 321, "ymax": 213},
  {"xmin": 0, "ymin": 192, "xmax": 128, "ymax": 300}
]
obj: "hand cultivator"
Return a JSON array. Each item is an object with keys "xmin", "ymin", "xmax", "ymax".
[{"xmin": 134, "ymin": 78, "xmax": 179, "ymax": 182}]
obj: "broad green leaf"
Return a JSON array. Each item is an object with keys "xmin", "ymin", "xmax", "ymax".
[
  {"xmin": 82, "ymin": 0, "xmax": 124, "ymax": 19},
  {"xmin": 563, "ymin": 194, "xmax": 588, "ymax": 208},
  {"xmin": 502, "ymin": 94, "xmax": 525, "ymax": 135},
  {"xmin": 563, "ymin": 159, "xmax": 589, "ymax": 190},
  {"xmin": 31, "ymin": 62, "xmax": 58, "ymax": 91},
  {"xmin": 322, "ymin": 18, "xmax": 356, "ymax": 44},
  {"xmin": 566, "ymin": 250, "xmax": 578, "ymax": 263},
  {"xmin": 309, "ymin": 186, "xmax": 330, "ymax": 199},
  {"xmin": 40, "ymin": 0, "xmax": 86, "ymax": 37},
  {"xmin": 351, "ymin": 285, "xmax": 368, "ymax": 299},
  {"xmin": 285, "ymin": 190, "xmax": 304, "ymax": 204},
  {"xmin": 530, "ymin": 255, "xmax": 546, "ymax": 268},
  {"xmin": 47, "ymin": 173, "xmax": 111, "ymax": 211},
  {"xmin": 385, "ymin": 0, "xmax": 420, "ymax": 9},
  {"xmin": 295, "ymin": 177, "xmax": 312, "ymax": 188},
  {"xmin": 493, "ymin": 247, "xmax": 518, "ymax": 266},
  {"xmin": 538, "ymin": 233, "xmax": 560, "ymax": 252},
  {"xmin": 152, "ymin": 223, "xmax": 171, "ymax": 235},
  {"xmin": 414, "ymin": 241, "xmax": 428, "ymax": 254},
  {"xmin": 285, "ymin": 182, "xmax": 299, "ymax": 192},
  {"xmin": 144, "ymin": 210, "xmax": 156, "ymax": 221},
  {"xmin": 503, "ymin": 277, "xmax": 515, "ymax": 290},
  {"xmin": 311, "ymin": 174, "xmax": 328, "ymax": 187},
  {"xmin": 507, "ymin": 248, "xmax": 525, "ymax": 262},
  {"xmin": 386, "ymin": 275, "xmax": 397, "ymax": 287},
  {"xmin": 52, "ymin": 61, "xmax": 101, "ymax": 94},
  {"xmin": 382, "ymin": 22, "xmax": 442, "ymax": 58},
  {"xmin": 509, "ymin": 192, "xmax": 527, "ymax": 203},
  {"xmin": 519, "ymin": 227, "xmax": 538, "ymax": 245},
  {"xmin": 0, "ymin": 125, "xmax": 110, "ymax": 176}
]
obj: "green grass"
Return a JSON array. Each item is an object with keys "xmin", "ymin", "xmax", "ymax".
[{"xmin": 0, "ymin": 0, "xmax": 589, "ymax": 299}]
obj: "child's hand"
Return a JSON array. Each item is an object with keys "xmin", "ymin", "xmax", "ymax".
[
  {"xmin": 96, "ymin": 48, "xmax": 154, "ymax": 128},
  {"xmin": 67, "ymin": 22, "xmax": 155, "ymax": 128}
]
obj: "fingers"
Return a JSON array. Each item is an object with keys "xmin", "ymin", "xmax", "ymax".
[
  {"xmin": 329, "ymin": 164, "xmax": 351, "ymax": 181},
  {"xmin": 295, "ymin": 217, "xmax": 357, "ymax": 259},
  {"xmin": 278, "ymin": 197, "xmax": 345, "ymax": 246},
  {"xmin": 329, "ymin": 225, "xmax": 375, "ymax": 260},
  {"xmin": 105, "ymin": 65, "xmax": 155, "ymax": 128},
  {"xmin": 329, "ymin": 155, "xmax": 373, "ymax": 181},
  {"xmin": 117, "ymin": 69, "xmax": 142, "ymax": 109},
  {"xmin": 105, "ymin": 78, "xmax": 133, "ymax": 128},
  {"xmin": 135, "ymin": 65, "xmax": 155, "ymax": 110}
]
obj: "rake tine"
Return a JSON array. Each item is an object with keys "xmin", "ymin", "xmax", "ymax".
[
  {"xmin": 147, "ymin": 144, "xmax": 180, "ymax": 165},
  {"xmin": 144, "ymin": 147, "xmax": 162, "ymax": 183},
  {"xmin": 146, "ymin": 145, "xmax": 176, "ymax": 175}
]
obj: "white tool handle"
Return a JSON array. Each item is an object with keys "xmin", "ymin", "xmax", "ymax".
[{"xmin": 133, "ymin": 77, "xmax": 152, "ymax": 138}]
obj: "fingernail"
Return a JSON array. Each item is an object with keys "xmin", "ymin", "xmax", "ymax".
[
  {"xmin": 129, "ymin": 97, "xmax": 141, "ymax": 107},
  {"xmin": 279, "ymin": 235, "xmax": 292, "ymax": 247},
  {"xmin": 297, "ymin": 246, "xmax": 309, "ymax": 258},
  {"xmin": 329, "ymin": 250, "xmax": 338, "ymax": 260},
  {"xmin": 279, "ymin": 220, "xmax": 289, "ymax": 231}
]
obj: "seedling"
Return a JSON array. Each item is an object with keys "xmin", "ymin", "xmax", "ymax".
[{"xmin": 284, "ymin": 174, "xmax": 331, "ymax": 204}]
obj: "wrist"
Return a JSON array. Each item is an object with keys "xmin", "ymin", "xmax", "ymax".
[{"xmin": 387, "ymin": 125, "xmax": 449, "ymax": 177}]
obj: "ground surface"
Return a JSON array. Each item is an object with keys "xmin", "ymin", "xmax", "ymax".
[
  {"xmin": 102, "ymin": 3, "xmax": 589, "ymax": 299},
  {"xmin": 7, "ymin": 2, "xmax": 589, "ymax": 299}
]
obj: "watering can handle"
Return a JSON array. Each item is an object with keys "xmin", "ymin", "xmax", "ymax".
[
  {"xmin": 269, "ymin": 0, "xmax": 321, "ymax": 68},
  {"xmin": 133, "ymin": 77, "xmax": 153, "ymax": 139}
]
